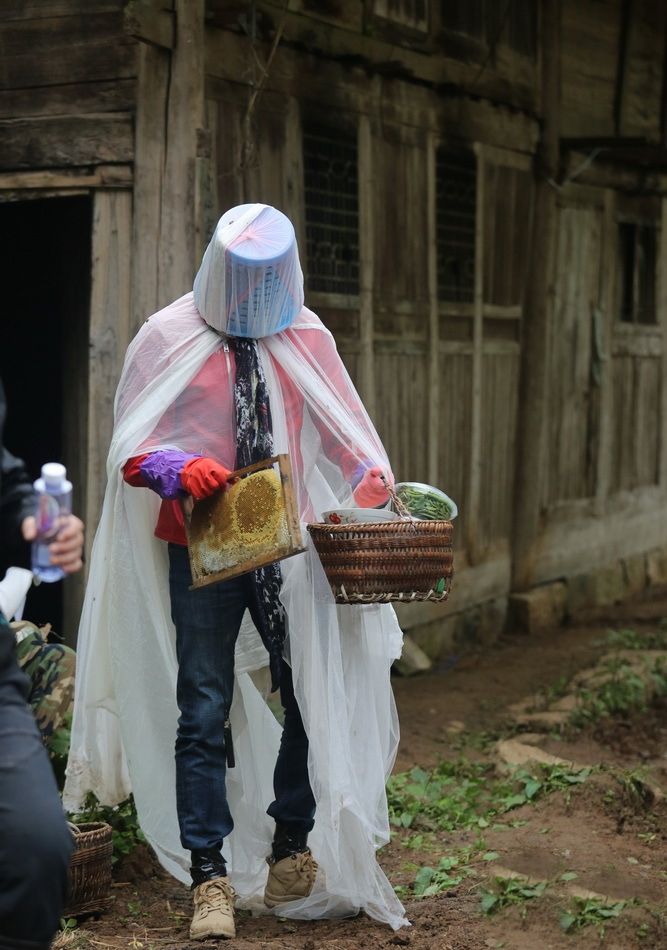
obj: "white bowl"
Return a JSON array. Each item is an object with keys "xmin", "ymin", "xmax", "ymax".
[{"xmin": 322, "ymin": 507, "xmax": 399, "ymax": 525}]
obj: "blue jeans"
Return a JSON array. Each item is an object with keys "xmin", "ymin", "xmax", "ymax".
[
  {"xmin": 168, "ymin": 544, "xmax": 315, "ymax": 853},
  {"xmin": 0, "ymin": 621, "xmax": 72, "ymax": 948}
]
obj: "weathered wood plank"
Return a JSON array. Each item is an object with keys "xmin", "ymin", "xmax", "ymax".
[
  {"xmin": 610, "ymin": 354, "xmax": 661, "ymax": 492},
  {"xmin": 0, "ymin": 114, "xmax": 134, "ymax": 170},
  {"xmin": 617, "ymin": 0, "xmax": 666, "ymax": 140},
  {"xmin": 438, "ymin": 350, "xmax": 472, "ymax": 548},
  {"xmin": 561, "ymin": 0, "xmax": 620, "ymax": 139},
  {"xmin": 373, "ymin": 123, "xmax": 429, "ymax": 308},
  {"xmin": 480, "ymin": 351, "xmax": 520, "ymax": 545},
  {"xmin": 374, "ymin": 351, "xmax": 429, "ymax": 483},
  {"xmin": 87, "ymin": 189, "xmax": 132, "ymax": 534},
  {"xmin": 2, "ymin": 1, "xmax": 122, "ymax": 19},
  {"xmin": 205, "ymin": 30, "xmax": 539, "ymax": 151},
  {"xmin": 0, "ymin": 79, "xmax": 135, "ymax": 120},
  {"xmin": 206, "ymin": 64, "xmax": 538, "ymax": 153},
  {"xmin": 246, "ymin": 0, "xmax": 536, "ymax": 111},
  {"xmin": 545, "ymin": 204, "xmax": 601, "ymax": 505},
  {"xmin": 0, "ymin": 14, "xmax": 137, "ymax": 91}
]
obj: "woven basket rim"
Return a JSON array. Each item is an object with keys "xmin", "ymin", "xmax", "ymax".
[{"xmin": 308, "ymin": 519, "xmax": 453, "ymax": 530}]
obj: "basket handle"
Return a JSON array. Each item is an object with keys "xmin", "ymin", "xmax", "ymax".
[{"xmin": 380, "ymin": 474, "xmax": 414, "ymax": 521}]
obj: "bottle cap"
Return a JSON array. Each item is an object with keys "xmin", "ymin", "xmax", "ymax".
[{"xmin": 41, "ymin": 462, "xmax": 67, "ymax": 490}]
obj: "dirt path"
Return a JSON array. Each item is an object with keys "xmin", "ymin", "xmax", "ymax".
[{"xmin": 59, "ymin": 599, "xmax": 667, "ymax": 950}]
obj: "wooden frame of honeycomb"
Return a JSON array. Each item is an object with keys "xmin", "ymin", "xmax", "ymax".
[{"xmin": 184, "ymin": 454, "xmax": 305, "ymax": 589}]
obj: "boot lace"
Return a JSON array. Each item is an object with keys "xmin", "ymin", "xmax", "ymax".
[
  {"xmin": 195, "ymin": 878, "xmax": 236, "ymax": 918},
  {"xmin": 292, "ymin": 850, "xmax": 318, "ymax": 884}
]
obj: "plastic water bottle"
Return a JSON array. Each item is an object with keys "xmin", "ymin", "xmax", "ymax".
[{"xmin": 31, "ymin": 463, "xmax": 73, "ymax": 583}]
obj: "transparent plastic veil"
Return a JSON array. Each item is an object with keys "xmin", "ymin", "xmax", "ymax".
[{"xmin": 64, "ymin": 294, "xmax": 408, "ymax": 928}]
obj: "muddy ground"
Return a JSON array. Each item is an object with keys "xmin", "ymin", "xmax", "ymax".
[{"xmin": 58, "ymin": 598, "xmax": 667, "ymax": 950}]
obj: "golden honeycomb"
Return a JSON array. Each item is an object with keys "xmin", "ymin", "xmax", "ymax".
[{"xmin": 189, "ymin": 467, "xmax": 291, "ymax": 579}]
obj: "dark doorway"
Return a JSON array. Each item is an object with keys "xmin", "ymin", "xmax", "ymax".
[{"xmin": 0, "ymin": 195, "xmax": 92, "ymax": 637}]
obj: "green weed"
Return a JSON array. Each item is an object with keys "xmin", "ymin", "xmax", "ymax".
[
  {"xmin": 559, "ymin": 897, "xmax": 626, "ymax": 936},
  {"xmin": 481, "ymin": 877, "xmax": 547, "ymax": 915},
  {"xmin": 605, "ymin": 627, "xmax": 667, "ymax": 650},
  {"xmin": 571, "ymin": 659, "xmax": 667, "ymax": 727},
  {"xmin": 69, "ymin": 794, "xmax": 145, "ymax": 864},
  {"xmin": 387, "ymin": 762, "xmax": 590, "ymax": 834}
]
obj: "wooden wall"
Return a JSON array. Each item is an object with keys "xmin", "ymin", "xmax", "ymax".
[
  {"xmin": 0, "ymin": 2, "xmax": 136, "ymax": 173},
  {"xmin": 561, "ymin": 0, "xmax": 667, "ymax": 141}
]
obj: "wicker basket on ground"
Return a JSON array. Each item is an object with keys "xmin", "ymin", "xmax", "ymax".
[
  {"xmin": 63, "ymin": 821, "xmax": 113, "ymax": 919},
  {"xmin": 307, "ymin": 518, "xmax": 454, "ymax": 604}
]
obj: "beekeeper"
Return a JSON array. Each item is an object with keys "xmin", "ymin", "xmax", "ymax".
[{"xmin": 65, "ymin": 205, "xmax": 408, "ymax": 939}]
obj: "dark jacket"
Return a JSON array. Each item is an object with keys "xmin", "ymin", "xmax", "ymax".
[{"xmin": 0, "ymin": 378, "xmax": 36, "ymax": 553}]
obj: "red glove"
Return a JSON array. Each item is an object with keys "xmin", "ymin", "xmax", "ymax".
[
  {"xmin": 181, "ymin": 457, "xmax": 232, "ymax": 500},
  {"xmin": 353, "ymin": 467, "xmax": 392, "ymax": 508}
]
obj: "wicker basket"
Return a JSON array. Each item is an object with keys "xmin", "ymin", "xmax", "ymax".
[
  {"xmin": 63, "ymin": 822, "xmax": 113, "ymax": 919},
  {"xmin": 307, "ymin": 518, "xmax": 454, "ymax": 604}
]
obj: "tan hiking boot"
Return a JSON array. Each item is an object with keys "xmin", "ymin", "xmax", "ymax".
[
  {"xmin": 190, "ymin": 876, "xmax": 236, "ymax": 940},
  {"xmin": 264, "ymin": 850, "xmax": 319, "ymax": 907}
]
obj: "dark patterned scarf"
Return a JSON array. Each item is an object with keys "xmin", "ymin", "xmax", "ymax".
[{"xmin": 231, "ymin": 337, "xmax": 285, "ymax": 692}]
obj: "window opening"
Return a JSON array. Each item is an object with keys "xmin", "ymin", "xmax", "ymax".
[
  {"xmin": 436, "ymin": 147, "xmax": 477, "ymax": 303},
  {"xmin": 303, "ymin": 124, "xmax": 359, "ymax": 296},
  {"xmin": 618, "ymin": 221, "xmax": 657, "ymax": 325}
]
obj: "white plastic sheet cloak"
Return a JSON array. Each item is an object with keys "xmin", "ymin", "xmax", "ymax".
[{"xmin": 64, "ymin": 295, "xmax": 409, "ymax": 929}]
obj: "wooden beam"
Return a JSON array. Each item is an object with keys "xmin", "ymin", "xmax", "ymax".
[
  {"xmin": 511, "ymin": 0, "xmax": 561, "ymax": 590},
  {"xmin": 0, "ymin": 166, "xmax": 132, "ymax": 190},
  {"xmin": 0, "ymin": 115, "xmax": 133, "ymax": 171},
  {"xmin": 124, "ymin": 0, "xmax": 175, "ymax": 50}
]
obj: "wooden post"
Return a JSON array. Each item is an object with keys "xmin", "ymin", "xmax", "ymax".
[
  {"xmin": 358, "ymin": 113, "xmax": 376, "ymax": 417},
  {"xmin": 594, "ymin": 189, "xmax": 617, "ymax": 514},
  {"xmin": 158, "ymin": 0, "xmax": 206, "ymax": 305},
  {"xmin": 132, "ymin": 40, "xmax": 170, "ymax": 331},
  {"xmin": 467, "ymin": 144, "xmax": 485, "ymax": 563},
  {"xmin": 87, "ymin": 190, "xmax": 132, "ymax": 537},
  {"xmin": 511, "ymin": 0, "xmax": 561, "ymax": 590},
  {"xmin": 426, "ymin": 129, "xmax": 440, "ymax": 487},
  {"xmin": 659, "ymin": 197, "xmax": 667, "ymax": 489}
]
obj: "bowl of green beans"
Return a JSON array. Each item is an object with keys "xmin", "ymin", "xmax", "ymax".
[{"xmin": 392, "ymin": 482, "xmax": 458, "ymax": 521}]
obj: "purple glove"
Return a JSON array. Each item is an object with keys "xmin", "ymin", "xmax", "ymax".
[{"xmin": 139, "ymin": 450, "xmax": 199, "ymax": 500}]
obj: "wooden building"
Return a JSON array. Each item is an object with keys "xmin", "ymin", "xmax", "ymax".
[{"xmin": 1, "ymin": 0, "xmax": 666, "ymax": 646}]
